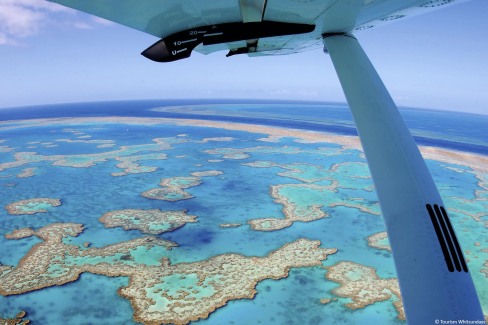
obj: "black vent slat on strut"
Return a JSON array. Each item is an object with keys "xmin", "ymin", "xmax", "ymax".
[
  {"xmin": 426, "ymin": 204, "xmax": 468, "ymax": 273},
  {"xmin": 427, "ymin": 204, "xmax": 454, "ymax": 272},
  {"xmin": 440, "ymin": 206, "xmax": 468, "ymax": 272}
]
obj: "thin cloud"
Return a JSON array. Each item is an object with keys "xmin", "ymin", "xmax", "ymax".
[{"xmin": 0, "ymin": 0, "xmax": 110, "ymax": 45}]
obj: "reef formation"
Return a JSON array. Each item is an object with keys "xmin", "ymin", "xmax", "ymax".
[
  {"xmin": 324, "ymin": 261, "xmax": 404, "ymax": 320},
  {"xmin": 141, "ymin": 171, "xmax": 223, "ymax": 202},
  {"xmin": 1, "ymin": 223, "xmax": 336, "ymax": 325},
  {"xmin": 99, "ymin": 209, "xmax": 197, "ymax": 235},
  {"xmin": 5, "ymin": 198, "xmax": 61, "ymax": 215}
]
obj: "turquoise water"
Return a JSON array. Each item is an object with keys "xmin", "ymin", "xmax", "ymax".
[{"xmin": 0, "ymin": 101, "xmax": 486, "ymax": 324}]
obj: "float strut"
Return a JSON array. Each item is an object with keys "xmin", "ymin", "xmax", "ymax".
[{"xmin": 322, "ymin": 33, "xmax": 483, "ymax": 324}]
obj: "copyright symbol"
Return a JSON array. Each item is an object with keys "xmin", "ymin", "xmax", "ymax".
[{"xmin": 435, "ymin": 320, "xmax": 439, "ymax": 324}]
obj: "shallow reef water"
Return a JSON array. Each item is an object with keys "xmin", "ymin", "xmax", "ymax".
[{"xmin": 0, "ymin": 101, "xmax": 486, "ymax": 324}]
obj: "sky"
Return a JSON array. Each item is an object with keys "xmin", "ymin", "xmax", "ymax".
[{"xmin": 0, "ymin": 0, "xmax": 487, "ymax": 115}]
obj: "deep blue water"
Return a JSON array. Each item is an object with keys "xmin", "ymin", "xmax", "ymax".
[{"xmin": 0, "ymin": 99, "xmax": 486, "ymax": 155}]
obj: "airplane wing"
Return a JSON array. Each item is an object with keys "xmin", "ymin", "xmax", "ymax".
[{"xmin": 47, "ymin": 0, "xmax": 467, "ymax": 61}]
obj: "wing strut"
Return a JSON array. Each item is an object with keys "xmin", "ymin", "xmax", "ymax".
[{"xmin": 322, "ymin": 33, "xmax": 484, "ymax": 324}]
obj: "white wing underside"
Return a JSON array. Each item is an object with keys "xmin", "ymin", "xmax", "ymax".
[{"xmin": 47, "ymin": 0, "xmax": 466, "ymax": 57}]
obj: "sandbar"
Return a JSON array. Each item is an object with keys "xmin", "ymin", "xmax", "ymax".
[{"xmin": 219, "ymin": 223, "xmax": 242, "ymax": 228}]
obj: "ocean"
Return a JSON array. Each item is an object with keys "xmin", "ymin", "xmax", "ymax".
[
  {"xmin": 1, "ymin": 100, "xmax": 486, "ymax": 154},
  {"xmin": 0, "ymin": 100, "xmax": 486, "ymax": 324}
]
